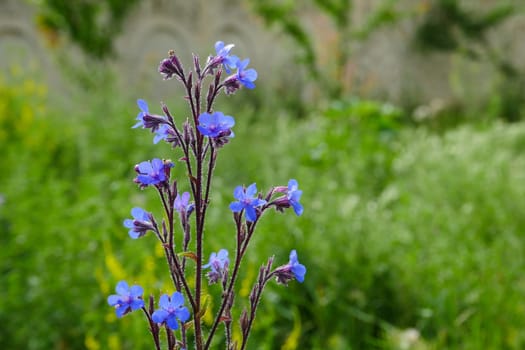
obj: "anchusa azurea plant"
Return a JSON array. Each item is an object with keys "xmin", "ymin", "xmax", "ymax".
[{"xmin": 108, "ymin": 41, "xmax": 306, "ymax": 350}]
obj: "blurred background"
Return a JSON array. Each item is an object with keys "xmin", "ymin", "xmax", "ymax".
[{"xmin": 1, "ymin": 0, "xmax": 525, "ymax": 349}]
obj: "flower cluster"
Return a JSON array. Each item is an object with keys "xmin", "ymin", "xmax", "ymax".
[{"xmin": 108, "ymin": 41, "xmax": 306, "ymax": 350}]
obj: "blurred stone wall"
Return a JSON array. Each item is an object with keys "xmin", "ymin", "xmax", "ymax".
[{"xmin": 0, "ymin": 0, "xmax": 524, "ymax": 107}]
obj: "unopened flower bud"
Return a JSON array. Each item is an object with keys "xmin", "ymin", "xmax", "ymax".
[{"xmin": 158, "ymin": 51, "xmax": 183, "ymax": 80}]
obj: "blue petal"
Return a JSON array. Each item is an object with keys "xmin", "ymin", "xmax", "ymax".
[
  {"xmin": 130, "ymin": 285, "xmax": 143, "ymax": 298},
  {"xmin": 137, "ymin": 99, "xmax": 149, "ymax": 112},
  {"xmin": 159, "ymin": 294, "xmax": 170, "ymax": 309},
  {"xmin": 137, "ymin": 161, "xmax": 153, "ymax": 174},
  {"xmin": 166, "ymin": 315, "xmax": 179, "ymax": 330},
  {"xmin": 233, "ymin": 186, "xmax": 245, "ymax": 200},
  {"xmin": 197, "ymin": 125, "xmax": 212, "ymax": 136},
  {"xmin": 153, "ymin": 134, "xmax": 164, "ymax": 144},
  {"xmin": 245, "ymin": 205, "xmax": 257, "ymax": 222},
  {"xmin": 128, "ymin": 230, "xmax": 141, "ymax": 239},
  {"xmin": 288, "ymin": 179, "xmax": 298, "ymax": 191},
  {"xmin": 211, "ymin": 111, "xmax": 224, "ymax": 122},
  {"xmin": 198, "ymin": 112, "xmax": 213, "ymax": 125},
  {"xmin": 290, "ymin": 190, "xmax": 302, "ymax": 202},
  {"xmin": 289, "ymin": 250, "xmax": 298, "ymax": 264},
  {"xmin": 181, "ymin": 192, "xmax": 190, "ymax": 204},
  {"xmin": 151, "ymin": 158, "xmax": 164, "ymax": 172},
  {"xmin": 176, "ymin": 306, "xmax": 191, "ymax": 323},
  {"xmin": 215, "ymin": 41, "xmax": 225, "ymax": 53},
  {"xmin": 229, "ymin": 202, "xmax": 244, "ymax": 212},
  {"xmin": 292, "ymin": 263, "xmax": 306, "ymax": 283},
  {"xmin": 221, "ymin": 115, "xmax": 235, "ymax": 128},
  {"xmin": 238, "ymin": 58, "xmax": 250, "ymax": 70},
  {"xmin": 132, "ymin": 112, "xmax": 144, "ymax": 129},
  {"xmin": 242, "ymin": 80, "xmax": 255, "ymax": 89},
  {"xmin": 116, "ymin": 281, "xmax": 129, "ymax": 295},
  {"xmin": 222, "ymin": 44, "xmax": 234, "ymax": 54},
  {"xmin": 123, "ymin": 219, "xmax": 133, "ymax": 229},
  {"xmin": 244, "ymin": 68, "xmax": 258, "ymax": 81},
  {"xmin": 170, "ymin": 292, "xmax": 185, "ymax": 308},
  {"xmin": 246, "ymin": 183, "xmax": 258, "ymax": 197},
  {"xmin": 116, "ymin": 305, "xmax": 129, "ymax": 318},
  {"xmin": 224, "ymin": 55, "xmax": 239, "ymax": 70},
  {"xmin": 217, "ymin": 249, "xmax": 228, "ymax": 260},
  {"xmin": 130, "ymin": 298, "xmax": 144, "ymax": 310},
  {"xmin": 292, "ymin": 201, "xmax": 304, "ymax": 216},
  {"xmin": 131, "ymin": 207, "xmax": 146, "ymax": 220},
  {"xmin": 107, "ymin": 295, "xmax": 120, "ymax": 306},
  {"xmin": 136, "ymin": 175, "xmax": 154, "ymax": 185},
  {"xmin": 152, "ymin": 309, "xmax": 169, "ymax": 323},
  {"xmin": 251, "ymin": 198, "xmax": 267, "ymax": 207}
]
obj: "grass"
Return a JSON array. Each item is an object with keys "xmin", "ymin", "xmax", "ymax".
[{"xmin": 1, "ymin": 72, "xmax": 525, "ymax": 349}]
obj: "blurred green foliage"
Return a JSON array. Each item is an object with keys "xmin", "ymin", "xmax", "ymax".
[
  {"xmin": 2, "ymin": 63, "xmax": 525, "ymax": 349},
  {"xmin": 414, "ymin": 0, "xmax": 514, "ymax": 52},
  {"xmin": 36, "ymin": 0, "xmax": 140, "ymax": 59},
  {"xmin": 413, "ymin": 0, "xmax": 524, "ymax": 122},
  {"xmin": 247, "ymin": 0, "xmax": 400, "ymax": 99}
]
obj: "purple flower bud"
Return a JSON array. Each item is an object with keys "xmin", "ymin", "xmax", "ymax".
[
  {"xmin": 143, "ymin": 114, "xmax": 169, "ymax": 131},
  {"xmin": 158, "ymin": 50, "xmax": 183, "ymax": 80},
  {"xmin": 222, "ymin": 75, "xmax": 241, "ymax": 95},
  {"xmin": 183, "ymin": 119, "xmax": 195, "ymax": 146},
  {"xmin": 240, "ymin": 308, "xmax": 249, "ymax": 334},
  {"xmin": 211, "ymin": 129, "xmax": 234, "ymax": 148}
]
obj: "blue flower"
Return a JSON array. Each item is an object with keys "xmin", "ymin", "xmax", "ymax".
[
  {"xmin": 274, "ymin": 250, "xmax": 306, "ymax": 285},
  {"xmin": 152, "ymin": 292, "xmax": 190, "ymax": 330},
  {"xmin": 153, "ymin": 124, "xmax": 172, "ymax": 144},
  {"xmin": 288, "ymin": 250, "xmax": 306, "ymax": 283},
  {"xmin": 174, "ymin": 192, "xmax": 193, "ymax": 214},
  {"xmin": 212, "ymin": 41, "xmax": 238, "ymax": 73},
  {"xmin": 203, "ymin": 249, "xmax": 229, "ymax": 284},
  {"xmin": 123, "ymin": 207, "xmax": 154, "ymax": 239},
  {"xmin": 134, "ymin": 99, "xmax": 172, "ymax": 141},
  {"xmin": 287, "ymin": 179, "xmax": 303, "ymax": 216},
  {"xmin": 229, "ymin": 183, "xmax": 267, "ymax": 222},
  {"xmin": 107, "ymin": 281, "xmax": 144, "ymax": 317},
  {"xmin": 197, "ymin": 112, "xmax": 235, "ymax": 138},
  {"xmin": 134, "ymin": 158, "xmax": 173, "ymax": 187},
  {"xmin": 133, "ymin": 99, "xmax": 149, "ymax": 128},
  {"xmin": 236, "ymin": 59, "xmax": 257, "ymax": 89}
]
